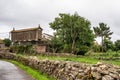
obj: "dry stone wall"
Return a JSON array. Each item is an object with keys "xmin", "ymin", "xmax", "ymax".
[{"xmin": 0, "ymin": 52, "xmax": 120, "ymax": 80}]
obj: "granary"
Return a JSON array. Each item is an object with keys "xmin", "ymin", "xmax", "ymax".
[
  {"xmin": 11, "ymin": 25, "xmax": 52, "ymax": 53},
  {"xmin": 0, "ymin": 39, "xmax": 5, "ymax": 49}
]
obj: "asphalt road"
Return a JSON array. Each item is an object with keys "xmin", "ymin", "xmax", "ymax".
[{"xmin": 0, "ymin": 60, "xmax": 34, "ymax": 80}]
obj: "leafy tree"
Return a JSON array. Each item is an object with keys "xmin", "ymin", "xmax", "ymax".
[
  {"xmin": 50, "ymin": 13, "xmax": 94, "ymax": 55},
  {"xmin": 49, "ymin": 34, "xmax": 63, "ymax": 53},
  {"xmin": 115, "ymin": 40, "xmax": 120, "ymax": 51},
  {"xmin": 93, "ymin": 23, "xmax": 113, "ymax": 52},
  {"xmin": 3, "ymin": 38, "xmax": 11, "ymax": 47},
  {"xmin": 92, "ymin": 42, "xmax": 102, "ymax": 52},
  {"xmin": 103, "ymin": 39, "xmax": 114, "ymax": 52},
  {"xmin": 95, "ymin": 45, "xmax": 102, "ymax": 52}
]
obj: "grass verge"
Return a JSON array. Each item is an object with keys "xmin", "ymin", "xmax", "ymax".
[{"xmin": 9, "ymin": 60, "xmax": 55, "ymax": 80}]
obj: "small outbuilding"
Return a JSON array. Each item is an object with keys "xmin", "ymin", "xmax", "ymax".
[{"xmin": 10, "ymin": 25, "xmax": 53, "ymax": 53}]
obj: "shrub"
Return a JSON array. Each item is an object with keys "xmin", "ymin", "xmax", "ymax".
[
  {"xmin": 76, "ymin": 46, "xmax": 89, "ymax": 55},
  {"xmin": 10, "ymin": 45, "xmax": 34, "ymax": 54},
  {"xmin": 3, "ymin": 38, "xmax": 11, "ymax": 47},
  {"xmin": 63, "ymin": 44, "xmax": 71, "ymax": 53},
  {"xmin": 92, "ymin": 45, "xmax": 101, "ymax": 52}
]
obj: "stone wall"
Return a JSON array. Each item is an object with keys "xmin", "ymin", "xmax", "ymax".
[{"xmin": 0, "ymin": 52, "xmax": 120, "ymax": 80}]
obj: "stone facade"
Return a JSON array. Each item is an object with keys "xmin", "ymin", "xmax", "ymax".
[{"xmin": 0, "ymin": 52, "xmax": 120, "ymax": 80}]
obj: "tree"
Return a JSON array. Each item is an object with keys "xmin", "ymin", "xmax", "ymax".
[
  {"xmin": 103, "ymin": 39, "xmax": 114, "ymax": 52},
  {"xmin": 115, "ymin": 40, "xmax": 120, "ymax": 51},
  {"xmin": 3, "ymin": 38, "xmax": 11, "ymax": 47},
  {"xmin": 49, "ymin": 13, "xmax": 94, "ymax": 55},
  {"xmin": 93, "ymin": 23, "xmax": 113, "ymax": 52},
  {"xmin": 49, "ymin": 34, "xmax": 63, "ymax": 53}
]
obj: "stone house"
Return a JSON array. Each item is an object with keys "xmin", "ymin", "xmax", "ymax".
[{"xmin": 11, "ymin": 25, "xmax": 52, "ymax": 53}]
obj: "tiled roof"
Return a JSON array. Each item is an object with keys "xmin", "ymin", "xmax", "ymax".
[{"xmin": 11, "ymin": 27, "xmax": 42, "ymax": 32}]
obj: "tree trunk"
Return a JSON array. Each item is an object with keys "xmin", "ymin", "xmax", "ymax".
[
  {"xmin": 71, "ymin": 40, "xmax": 75, "ymax": 54},
  {"xmin": 101, "ymin": 36, "xmax": 104, "ymax": 52},
  {"xmin": 52, "ymin": 48, "xmax": 57, "ymax": 53}
]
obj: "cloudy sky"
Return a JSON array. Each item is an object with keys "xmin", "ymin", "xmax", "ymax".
[{"xmin": 0, "ymin": 0, "xmax": 120, "ymax": 42}]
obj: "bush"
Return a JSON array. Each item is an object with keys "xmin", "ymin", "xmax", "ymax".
[
  {"xmin": 10, "ymin": 45, "xmax": 34, "ymax": 54},
  {"xmin": 117, "ymin": 50, "xmax": 120, "ymax": 53},
  {"xmin": 63, "ymin": 44, "xmax": 71, "ymax": 53},
  {"xmin": 92, "ymin": 45, "xmax": 102, "ymax": 52},
  {"xmin": 9, "ymin": 45, "xmax": 18, "ymax": 53},
  {"xmin": 76, "ymin": 46, "xmax": 89, "ymax": 55},
  {"xmin": 3, "ymin": 38, "xmax": 11, "ymax": 47}
]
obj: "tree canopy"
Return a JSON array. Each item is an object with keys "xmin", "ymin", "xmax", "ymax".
[
  {"xmin": 3, "ymin": 38, "xmax": 11, "ymax": 47},
  {"xmin": 49, "ymin": 13, "xmax": 94, "ymax": 55},
  {"xmin": 93, "ymin": 23, "xmax": 113, "ymax": 52},
  {"xmin": 115, "ymin": 40, "xmax": 120, "ymax": 51},
  {"xmin": 103, "ymin": 39, "xmax": 114, "ymax": 52}
]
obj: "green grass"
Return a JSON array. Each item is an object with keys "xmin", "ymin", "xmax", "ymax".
[
  {"xmin": 10, "ymin": 60, "xmax": 55, "ymax": 80},
  {"xmin": 104, "ymin": 60, "xmax": 120, "ymax": 66},
  {"xmin": 38, "ymin": 55, "xmax": 99, "ymax": 64},
  {"xmin": 87, "ymin": 51, "xmax": 120, "ymax": 58},
  {"xmin": 15, "ymin": 52, "xmax": 120, "ymax": 66},
  {"xmin": 37, "ymin": 55, "xmax": 120, "ymax": 66}
]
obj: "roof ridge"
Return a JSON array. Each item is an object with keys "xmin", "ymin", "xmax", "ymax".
[{"xmin": 11, "ymin": 27, "xmax": 42, "ymax": 32}]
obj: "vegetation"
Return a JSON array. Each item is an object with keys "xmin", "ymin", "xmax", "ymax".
[
  {"xmin": 9, "ymin": 12, "xmax": 119, "ymax": 54},
  {"xmin": 103, "ymin": 39, "xmax": 115, "ymax": 52},
  {"xmin": 92, "ymin": 39, "xmax": 120, "ymax": 53},
  {"xmin": 50, "ymin": 12, "xmax": 94, "ymax": 55},
  {"xmin": 48, "ymin": 35, "xmax": 63, "ymax": 53},
  {"xmin": 10, "ymin": 45, "xmax": 34, "ymax": 54},
  {"xmin": 92, "ymin": 44, "xmax": 102, "ymax": 52},
  {"xmin": 49, "ymin": 12, "xmax": 118, "ymax": 54},
  {"xmin": 37, "ymin": 51, "xmax": 120, "ymax": 66},
  {"xmin": 3, "ymin": 38, "xmax": 11, "ymax": 47},
  {"xmin": 93, "ymin": 23, "xmax": 113, "ymax": 52},
  {"xmin": 115, "ymin": 40, "xmax": 120, "ymax": 51},
  {"xmin": 38, "ymin": 55, "xmax": 98, "ymax": 64},
  {"xmin": 10, "ymin": 60, "xmax": 55, "ymax": 80}
]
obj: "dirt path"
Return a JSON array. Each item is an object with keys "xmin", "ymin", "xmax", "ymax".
[{"xmin": 0, "ymin": 60, "xmax": 34, "ymax": 80}]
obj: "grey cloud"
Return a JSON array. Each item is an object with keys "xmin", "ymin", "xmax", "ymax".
[{"xmin": 0, "ymin": 0, "xmax": 120, "ymax": 41}]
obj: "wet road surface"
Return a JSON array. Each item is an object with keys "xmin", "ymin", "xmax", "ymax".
[{"xmin": 0, "ymin": 60, "xmax": 34, "ymax": 80}]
